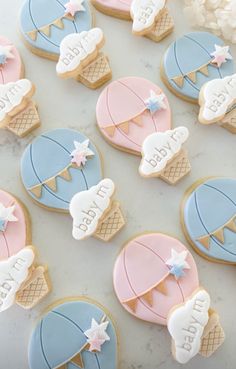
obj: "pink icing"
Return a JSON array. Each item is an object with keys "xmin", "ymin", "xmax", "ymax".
[
  {"xmin": 0, "ymin": 36, "xmax": 23, "ymax": 84},
  {"xmin": 113, "ymin": 233, "xmax": 199, "ymax": 326},
  {"xmin": 94, "ymin": 0, "xmax": 131, "ymax": 14},
  {"xmin": 0, "ymin": 190, "xmax": 28, "ymax": 260},
  {"xmin": 96, "ymin": 77, "xmax": 171, "ymax": 154}
]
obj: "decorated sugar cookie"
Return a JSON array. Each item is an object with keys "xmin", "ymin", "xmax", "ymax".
[
  {"xmin": 91, "ymin": 0, "xmax": 174, "ymax": 42},
  {"xmin": 162, "ymin": 32, "xmax": 234, "ymax": 102},
  {"xmin": 56, "ymin": 28, "xmax": 112, "ymax": 89},
  {"xmin": 113, "ymin": 233, "xmax": 225, "ymax": 364},
  {"xmin": 182, "ymin": 177, "xmax": 236, "ymax": 264},
  {"xmin": 0, "ymin": 36, "xmax": 24, "ymax": 84},
  {"xmin": 0, "ymin": 189, "xmax": 50, "ymax": 312},
  {"xmin": 96, "ymin": 77, "xmax": 191, "ymax": 184},
  {"xmin": 19, "ymin": 0, "xmax": 93, "ymax": 60},
  {"xmin": 199, "ymin": 73, "xmax": 236, "ymax": 133},
  {"xmin": 0, "ymin": 79, "xmax": 41, "ymax": 137},
  {"xmin": 28, "ymin": 298, "xmax": 118, "ymax": 369},
  {"xmin": 21, "ymin": 128, "xmax": 125, "ymax": 241}
]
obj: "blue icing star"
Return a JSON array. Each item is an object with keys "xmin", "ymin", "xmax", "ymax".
[
  {"xmin": 146, "ymin": 100, "xmax": 161, "ymax": 113},
  {"xmin": 0, "ymin": 219, "xmax": 6, "ymax": 232},
  {"xmin": 0, "ymin": 54, "xmax": 7, "ymax": 65},
  {"xmin": 169, "ymin": 264, "xmax": 185, "ymax": 279}
]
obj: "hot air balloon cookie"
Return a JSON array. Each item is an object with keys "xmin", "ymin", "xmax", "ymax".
[
  {"xmin": 28, "ymin": 297, "xmax": 118, "ymax": 369},
  {"xmin": 0, "ymin": 79, "xmax": 41, "ymax": 137},
  {"xmin": 96, "ymin": 77, "xmax": 191, "ymax": 184},
  {"xmin": 0, "ymin": 189, "xmax": 50, "ymax": 313},
  {"xmin": 91, "ymin": 0, "xmax": 174, "ymax": 42},
  {"xmin": 19, "ymin": 0, "xmax": 93, "ymax": 60},
  {"xmin": 0, "ymin": 36, "xmax": 24, "ymax": 84},
  {"xmin": 198, "ymin": 72, "xmax": 236, "ymax": 133},
  {"xmin": 56, "ymin": 28, "xmax": 112, "ymax": 89},
  {"xmin": 113, "ymin": 233, "xmax": 225, "ymax": 364},
  {"xmin": 182, "ymin": 177, "xmax": 236, "ymax": 264},
  {"xmin": 21, "ymin": 128, "xmax": 125, "ymax": 242},
  {"xmin": 161, "ymin": 32, "xmax": 234, "ymax": 103}
]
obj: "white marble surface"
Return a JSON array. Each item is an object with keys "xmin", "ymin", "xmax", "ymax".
[{"xmin": 0, "ymin": 1, "xmax": 236, "ymax": 368}]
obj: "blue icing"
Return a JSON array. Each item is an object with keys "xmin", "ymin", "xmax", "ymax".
[
  {"xmin": 0, "ymin": 219, "xmax": 6, "ymax": 232},
  {"xmin": 163, "ymin": 31, "xmax": 235, "ymax": 101},
  {"xmin": 21, "ymin": 128, "xmax": 102, "ymax": 211},
  {"xmin": 28, "ymin": 300, "xmax": 117, "ymax": 369},
  {"xmin": 19, "ymin": 0, "xmax": 93, "ymax": 56},
  {"xmin": 183, "ymin": 178, "xmax": 236, "ymax": 263}
]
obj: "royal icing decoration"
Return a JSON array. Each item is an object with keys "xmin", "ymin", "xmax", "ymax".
[
  {"xmin": 65, "ymin": 0, "xmax": 86, "ymax": 16},
  {"xmin": 56, "ymin": 28, "xmax": 104, "ymax": 76},
  {"xmin": 145, "ymin": 90, "xmax": 167, "ymax": 113},
  {"xmin": 130, "ymin": 0, "xmax": 165, "ymax": 34},
  {"xmin": 167, "ymin": 289, "xmax": 210, "ymax": 364},
  {"xmin": 162, "ymin": 32, "xmax": 235, "ymax": 101},
  {"xmin": 211, "ymin": 45, "xmax": 232, "ymax": 68},
  {"xmin": 139, "ymin": 127, "xmax": 189, "ymax": 177},
  {"xmin": 199, "ymin": 73, "xmax": 236, "ymax": 124},
  {"xmin": 84, "ymin": 318, "xmax": 110, "ymax": 352},
  {"xmin": 0, "ymin": 79, "xmax": 33, "ymax": 124},
  {"xmin": 0, "ymin": 203, "xmax": 18, "ymax": 232},
  {"xmin": 69, "ymin": 178, "xmax": 115, "ymax": 240},
  {"xmin": 71, "ymin": 139, "xmax": 95, "ymax": 167},
  {"xmin": 0, "ymin": 247, "xmax": 34, "ymax": 312},
  {"xmin": 0, "ymin": 45, "xmax": 14, "ymax": 66},
  {"xmin": 166, "ymin": 249, "xmax": 190, "ymax": 280}
]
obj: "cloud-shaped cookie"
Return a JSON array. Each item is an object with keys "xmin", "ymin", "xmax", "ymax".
[
  {"xmin": 199, "ymin": 73, "xmax": 236, "ymax": 124},
  {"xmin": 131, "ymin": 0, "xmax": 165, "ymax": 34},
  {"xmin": 0, "ymin": 79, "xmax": 33, "ymax": 125},
  {"xmin": 56, "ymin": 28, "xmax": 104, "ymax": 77},
  {"xmin": 167, "ymin": 289, "xmax": 210, "ymax": 364},
  {"xmin": 69, "ymin": 178, "xmax": 115, "ymax": 240},
  {"xmin": 0, "ymin": 247, "xmax": 35, "ymax": 312},
  {"xmin": 139, "ymin": 127, "xmax": 189, "ymax": 177}
]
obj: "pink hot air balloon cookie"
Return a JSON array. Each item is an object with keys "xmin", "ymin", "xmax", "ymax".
[
  {"xmin": 0, "ymin": 189, "xmax": 50, "ymax": 313},
  {"xmin": 113, "ymin": 233, "xmax": 225, "ymax": 364},
  {"xmin": 96, "ymin": 77, "xmax": 191, "ymax": 185},
  {"xmin": 0, "ymin": 36, "xmax": 24, "ymax": 84}
]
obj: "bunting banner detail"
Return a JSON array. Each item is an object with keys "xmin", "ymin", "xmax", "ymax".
[
  {"xmin": 122, "ymin": 277, "xmax": 168, "ymax": 313},
  {"xmin": 171, "ymin": 60, "xmax": 218, "ymax": 88},
  {"xmin": 197, "ymin": 215, "xmax": 236, "ymax": 249},
  {"xmin": 28, "ymin": 163, "xmax": 78, "ymax": 199},
  {"xmin": 26, "ymin": 14, "xmax": 73, "ymax": 41},
  {"xmin": 103, "ymin": 110, "xmax": 146, "ymax": 138}
]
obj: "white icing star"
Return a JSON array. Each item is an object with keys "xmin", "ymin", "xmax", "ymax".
[
  {"xmin": 166, "ymin": 249, "xmax": 190, "ymax": 273},
  {"xmin": 71, "ymin": 139, "xmax": 95, "ymax": 167},
  {"xmin": 145, "ymin": 90, "xmax": 167, "ymax": 113},
  {"xmin": 211, "ymin": 45, "xmax": 232, "ymax": 67},
  {"xmin": 0, "ymin": 203, "xmax": 18, "ymax": 222},
  {"xmin": 0, "ymin": 45, "xmax": 14, "ymax": 65},
  {"xmin": 65, "ymin": 0, "xmax": 86, "ymax": 16},
  {"xmin": 84, "ymin": 318, "xmax": 110, "ymax": 352}
]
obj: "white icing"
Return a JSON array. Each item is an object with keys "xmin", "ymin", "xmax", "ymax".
[
  {"xmin": 130, "ymin": 0, "xmax": 166, "ymax": 33},
  {"xmin": 0, "ymin": 79, "xmax": 33, "ymax": 123},
  {"xmin": 56, "ymin": 28, "xmax": 104, "ymax": 75},
  {"xmin": 84, "ymin": 318, "xmax": 110, "ymax": 351},
  {"xmin": 200, "ymin": 73, "xmax": 236, "ymax": 123},
  {"xmin": 0, "ymin": 203, "xmax": 18, "ymax": 222},
  {"xmin": 69, "ymin": 178, "xmax": 115, "ymax": 240},
  {"xmin": 139, "ymin": 127, "xmax": 189, "ymax": 177},
  {"xmin": 167, "ymin": 289, "xmax": 210, "ymax": 364},
  {"xmin": 0, "ymin": 247, "xmax": 35, "ymax": 312}
]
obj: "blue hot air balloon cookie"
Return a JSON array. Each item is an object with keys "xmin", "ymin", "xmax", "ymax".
[
  {"xmin": 182, "ymin": 178, "xmax": 236, "ymax": 264},
  {"xmin": 162, "ymin": 32, "xmax": 234, "ymax": 103},
  {"xmin": 21, "ymin": 128, "xmax": 125, "ymax": 242},
  {"xmin": 28, "ymin": 298, "xmax": 118, "ymax": 369},
  {"xmin": 19, "ymin": 0, "xmax": 93, "ymax": 60}
]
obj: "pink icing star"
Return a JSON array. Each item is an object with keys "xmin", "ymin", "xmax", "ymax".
[
  {"xmin": 88, "ymin": 337, "xmax": 106, "ymax": 352},
  {"xmin": 211, "ymin": 45, "xmax": 232, "ymax": 68},
  {"xmin": 64, "ymin": 0, "xmax": 85, "ymax": 16},
  {"xmin": 71, "ymin": 151, "xmax": 87, "ymax": 167}
]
